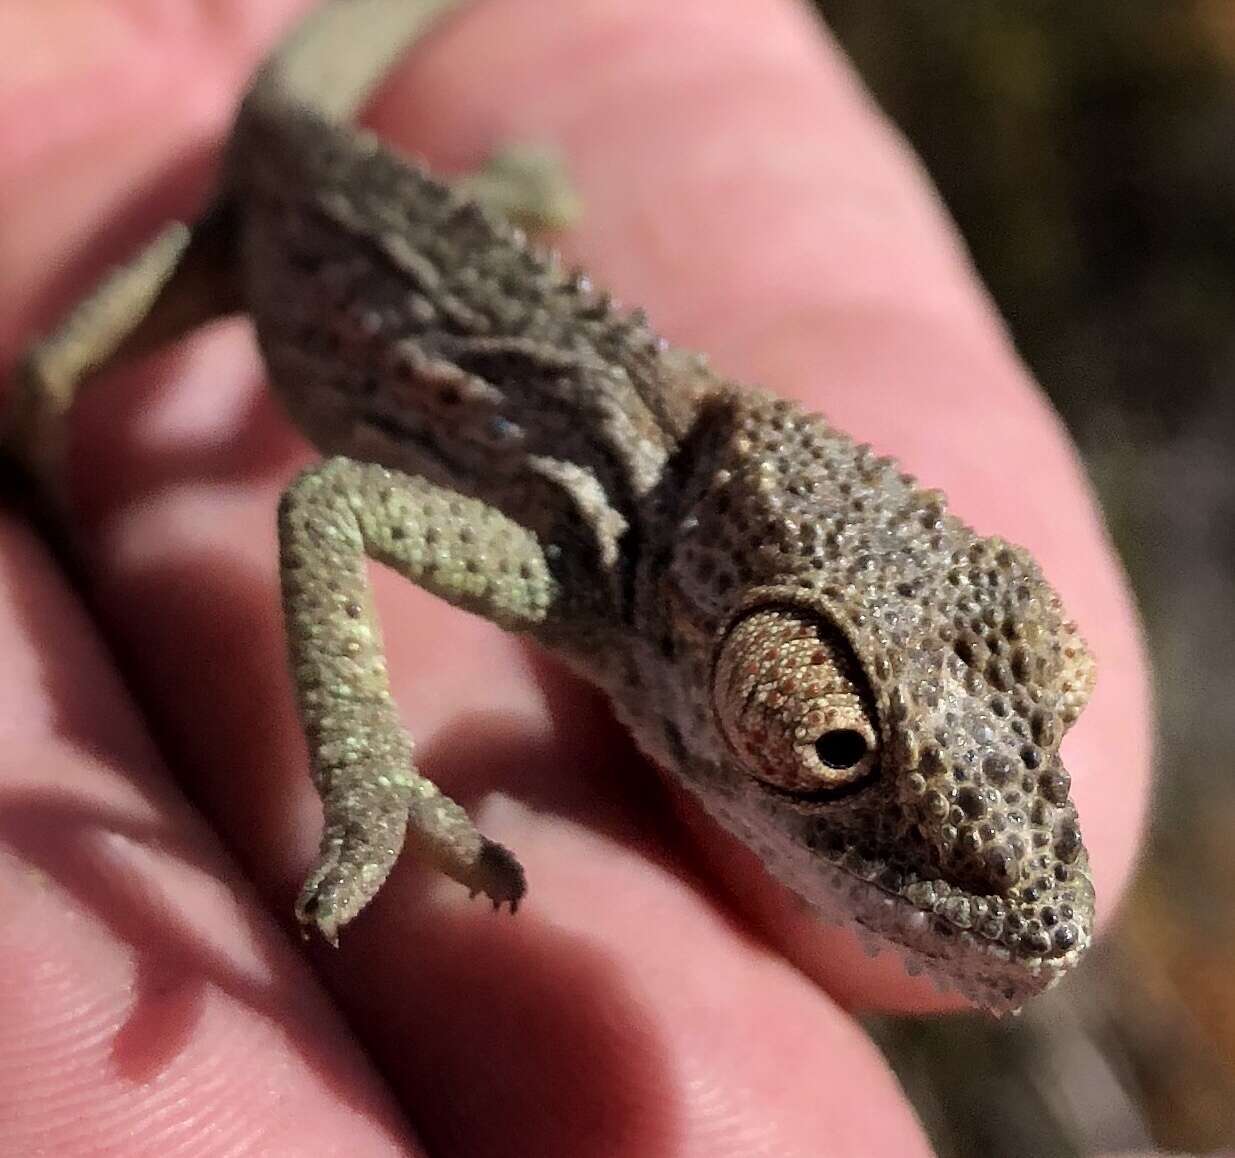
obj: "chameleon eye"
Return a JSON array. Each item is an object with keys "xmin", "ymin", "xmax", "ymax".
[{"xmin": 713, "ymin": 606, "xmax": 879, "ymax": 796}]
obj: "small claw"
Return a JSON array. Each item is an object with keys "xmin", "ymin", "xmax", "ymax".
[
  {"xmin": 296, "ymin": 883, "xmax": 343, "ymax": 947},
  {"xmin": 296, "ymin": 823, "xmax": 405, "ymax": 944}
]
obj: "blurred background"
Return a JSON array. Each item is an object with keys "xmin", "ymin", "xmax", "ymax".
[{"xmin": 816, "ymin": 2, "xmax": 1235, "ymax": 1154}]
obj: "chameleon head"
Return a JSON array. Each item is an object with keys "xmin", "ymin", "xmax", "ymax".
[
  {"xmin": 644, "ymin": 393, "xmax": 1098, "ymax": 1011},
  {"xmin": 705, "ymin": 581, "xmax": 1095, "ymax": 1014}
]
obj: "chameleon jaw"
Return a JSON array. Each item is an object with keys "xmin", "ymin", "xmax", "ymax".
[
  {"xmin": 696, "ymin": 779, "xmax": 1094, "ymax": 1015},
  {"xmin": 838, "ymin": 869, "xmax": 1091, "ymax": 1015}
]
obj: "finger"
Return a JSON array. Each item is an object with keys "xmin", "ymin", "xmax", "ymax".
[
  {"xmin": 0, "ymin": 516, "xmax": 422, "ymax": 1154},
  {"xmin": 315, "ymin": 793, "xmax": 936, "ymax": 1156},
  {"xmin": 377, "ymin": 0, "xmax": 1151, "ymax": 1008}
]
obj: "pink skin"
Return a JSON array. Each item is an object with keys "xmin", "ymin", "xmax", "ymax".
[{"xmin": 0, "ymin": 1, "xmax": 1150, "ymax": 1155}]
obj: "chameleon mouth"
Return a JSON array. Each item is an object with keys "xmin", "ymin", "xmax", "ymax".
[
  {"xmin": 804, "ymin": 857, "xmax": 1089, "ymax": 1013},
  {"xmin": 698, "ymin": 783, "xmax": 1092, "ymax": 1014},
  {"xmin": 831, "ymin": 869, "xmax": 1090, "ymax": 1014}
]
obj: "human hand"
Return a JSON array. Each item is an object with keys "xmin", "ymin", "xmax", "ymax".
[{"xmin": 0, "ymin": 2, "xmax": 1150, "ymax": 1154}]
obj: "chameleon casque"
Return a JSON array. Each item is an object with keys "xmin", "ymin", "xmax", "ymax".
[{"xmin": 5, "ymin": 0, "xmax": 1097, "ymax": 1014}]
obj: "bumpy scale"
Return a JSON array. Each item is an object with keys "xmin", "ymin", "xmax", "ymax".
[{"xmin": 4, "ymin": 0, "xmax": 1096, "ymax": 1013}]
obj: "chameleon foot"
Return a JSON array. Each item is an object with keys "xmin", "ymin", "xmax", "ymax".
[{"xmin": 466, "ymin": 839, "xmax": 527, "ymax": 913}]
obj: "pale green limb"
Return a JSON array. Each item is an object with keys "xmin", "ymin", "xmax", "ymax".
[{"xmin": 278, "ymin": 456, "xmax": 560, "ymax": 942}]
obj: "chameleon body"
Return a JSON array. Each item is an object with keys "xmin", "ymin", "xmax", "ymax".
[{"xmin": 6, "ymin": 0, "xmax": 1096, "ymax": 1014}]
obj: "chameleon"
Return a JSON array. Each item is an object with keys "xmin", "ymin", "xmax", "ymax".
[{"xmin": 4, "ymin": 0, "xmax": 1096, "ymax": 1015}]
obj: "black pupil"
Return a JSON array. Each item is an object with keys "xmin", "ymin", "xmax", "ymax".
[{"xmin": 815, "ymin": 730, "xmax": 868, "ymax": 770}]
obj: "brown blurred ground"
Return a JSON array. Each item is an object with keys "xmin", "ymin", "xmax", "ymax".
[{"xmin": 818, "ymin": 2, "xmax": 1235, "ymax": 1154}]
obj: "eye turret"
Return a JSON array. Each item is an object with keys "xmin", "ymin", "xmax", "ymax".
[{"xmin": 712, "ymin": 606, "xmax": 879, "ymax": 796}]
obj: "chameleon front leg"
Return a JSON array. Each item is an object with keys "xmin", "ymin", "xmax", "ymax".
[{"xmin": 278, "ymin": 456, "xmax": 560, "ymax": 942}]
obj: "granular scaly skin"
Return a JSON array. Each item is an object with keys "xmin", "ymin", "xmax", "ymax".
[{"xmin": 5, "ymin": 0, "xmax": 1096, "ymax": 1013}]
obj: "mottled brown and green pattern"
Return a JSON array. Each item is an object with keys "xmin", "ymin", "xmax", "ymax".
[{"xmin": 5, "ymin": 0, "xmax": 1095, "ymax": 1013}]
